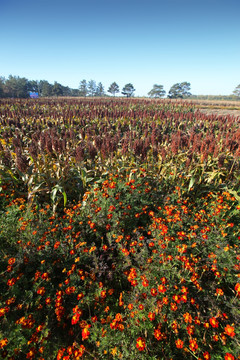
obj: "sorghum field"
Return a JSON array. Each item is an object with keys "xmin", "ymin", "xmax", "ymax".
[{"xmin": 0, "ymin": 98, "xmax": 239, "ymax": 360}]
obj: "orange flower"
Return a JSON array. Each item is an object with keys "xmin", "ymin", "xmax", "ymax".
[
  {"xmin": 82, "ymin": 326, "xmax": 90, "ymax": 340},
  {"xmin": 203, "ymin": 351, "xmax": 211, "ymax": 359},
  {"xmin": 215, "ymin": 288, "xmax": 224, "ymax": 296},
  {"xmin": 183, "ymin": 312, "xmax": 192, "ymax": 324},
  {"xmin": 209, "ymin": 317, "xmax": 219, "ymax": 328},
  {"xmin": 8, "ymin": 257, "xmax": 16, "ymax": 265},
  {"xmin": 170, "ymin": 302, "xmax": 177, "ymax": 311},
  {"xmin": 0, "ymin": 338, "xmax": 8, "ymax": 349},
  {"xmin": 158, "ymin": 284, "xmax": 166, "ymax": 293},
  {"xmin": 175, "ymin": 339, "xmax": 184, "ymax": 349},
  {"xmin": 189, "ymin": 338, "xmax": 198, "ymax": 352},
  {"xmin": 151, "ymin": 288, "xmax": 158, "ymax": 296},
  {"xmin": 224, "ymin": 324, "xmax": 235, "ymax": 337},
  {"xmin": 71, "ymin": 313, "xmax": 81, "ymax": 325},
  {"xmin": 235, "ymin": 283, "xmax": 240, "ymax": 296},
  {"xmin": 7, "ymin": 278, "xmax": 16, "ymax": 287},
  {"xmin": 224, "ymin": 353, "xmax": 235, "ymax": 360},
  {"xmin": 136, "ymin": 337, "xmax": 145, "ymax": 351},
  {"xmin": 148, "ymin": 312, "xmax": 155, "ymax": 321},
  {"xmin": 154, "ymin": 329, "xmax": 163, "ymax": 341}
]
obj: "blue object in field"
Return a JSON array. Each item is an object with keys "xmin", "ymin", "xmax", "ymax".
[{"xmin": 29, "ymin": 92, "xmax": 39, "ymax": 98}]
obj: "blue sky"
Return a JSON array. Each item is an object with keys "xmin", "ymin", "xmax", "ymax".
[{"xmin": 0, "ymin": 0, "xmax": 240, "ymax": 96}]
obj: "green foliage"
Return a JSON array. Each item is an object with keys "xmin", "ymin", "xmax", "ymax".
[
  {"xmin": 233, "ymin": 84, "xmax": 240, "ymax": 98},
  {"xmin": 108, "ymin": 82, "xmax": 120, "ymax": 97},
  {"xmin": 148, "ymin": 84, "xmax": 166, "ymax": 98},
  {"xmin": 168, "ymin": 82, "xmax": 191, "ymax": 99},
  {"xmin": 122, "ymin": 83, "xmax": 135, "ymax": 97}
]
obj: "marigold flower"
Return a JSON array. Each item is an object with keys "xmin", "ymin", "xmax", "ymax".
[
  {"xmin": 175, "ymin": 339, "xmax": 184, "ymax": 349},
  {"xmin": 170, "ymin": 302, "xmax": 177, "ymax": 311},
  {"xmin": 136, "ymin": 337, "xmax": 145, "ymax": 351},
  {"xmin": 235, "ymin": 283, "xmax": 240, "ymax": 296},
  {"xmin": 203, "ymin": 351, "xmax": 211, "ymax": 359},
  {"xmin": 215, "ymin": 288, "xmax": 224, "ymax": 296},
  {"xmin": 154, "ymin": 328, "xmax": 163, "ymax": 340},
  {"xmin": 7, "ymin": 278, "xmax": 16, "ymax": 287},
  {"xmin": 224, "ymin": 324, "xmax": 235, "ymax": 337},
  {"xmin": 82, "ymin": 326, "xmax": 90, "ymax": 340},
  {"xmin": 183, "ymin": 312, "xmax": 193, "ymax": 324},
  {"xmin": 0, "ymin": 338, "xmax": 8, "ymax": 349},
  {"xmin": 189, "ymin": 338, "xmax": 198, "ymax": 352},
  {"xmin": 148, "ymin": 312, "xmax": 155, "ymax": 321},
  {"xmin": 209, "ymin": 317, "xmax": 219, "ymax": 328},
  {"xmin": 158, "ymin": 284, "xmax": 166, "ymax": 293},
  {"xmin": 151, "ymin": 288, "xmax": 158, "ymax": 296},
  {"xmin": 8, "ymin": 257, "xmax": 16, "ymax": 265},
  {"xmin": 142, "ymin": 279, "xmax": 149, "ymax": 287},
  {"xmin": 224, "ymin": 353, "xmax": 235, "ymax": 360}
]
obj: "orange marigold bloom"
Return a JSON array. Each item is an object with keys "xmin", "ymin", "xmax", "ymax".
[
  {"xmin": 189, "ymin": 338, "xmax": 198, "ymax": 352},
  {"xmin": 8, "ymin": 257, "xmax": 16, "ymax": 265},
  {"xmin": 151, "ymin": 288, "xmax": 158, "ymax": 296},
  {"xmin": 215, "ymin": 288, "xmax": 224, "ymax": 296},
  {"xmin": 158, "ymin": 284, "xmax": 166, "ymax": 293},
  {"xmin": 170, "ymin": 302, "xmax": 178, "ymax": 311},
  {"xmin": 209, "ymin": 317, "xmax": 219, "ymax": 328},
  {"xmin": 0, "ymin": 338, "xmax": 8, "ymax": 349},
  {"xmin": 224, "ymin": 324, "xmax": 235, "ymax": 337},
  {"xmin": 235, "ymin": 283, "xmax": 240, "ymax": 296},
  {"xmin": 203, "ymin": 351, "xmax": 211, "ymax": 359},
  {"xmin": 37, "ymin": 287, "xmax": 46, "ymax": 296},
  {"xmin": 175, "ymin": 339, "xmax": 184, "ymax": 349},
  {"xmin": 183, "ymin": 312, "xmax": 193, "ymax": 324},
  {"xmin": 82, "ymin": 326, "xmax": 90, "ymax": 340},
  {"xmin": 148, "ymin": 312, "xmax": 155, "ymax": 321},
  {"xmin": 154, "ymin": 328, "xmax": 163, "ymax": 341},
  {"xmin": 136, "ymin": 337, "xmax": 145, "ymax": 351},
  {"xmin": 142, "ymin": 279, "xmax": 149, "ymax": 287},
  {"xmin": 7, "ymin": 278, "xmax": 16, "ymax": 287},
  {"xmin": 224, "ymin": 353, "xmax": 235, "ymax": 360}
]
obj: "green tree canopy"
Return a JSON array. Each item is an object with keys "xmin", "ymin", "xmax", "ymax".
[
  {"xmin": 108, "ymin": 82, "xmax": 120, "ymax": 96},
  {"xmin": 233, "ymin": 84, "xmax": 240, "ymax": 98},
  {"xmin": 79, "ymin": 79, "xmax": 88, "ymax": 97},
  {"xmin": 148, "ymin": 84, "xmax": 166, "ymax": 98},
  {"xmin": 122, "ymin": 83, "xmax": 135, "ymax": 97},
  {"xmin": 95, "ymin": 82, "xmax": 105, "ymax": 97},
  {"xmin": 52, "ymin": 81, "xmax": 64, "ymax": 97},
  {"xmin": 39, "ymin": 80, "xmax": 53, "ymax": 97},
  {"xmin": 4, "ymin": 75, "xmax": 28, "ymax": 98},
  {"xmin": 88, "ymin": 80, "xmax": 97, "ymax": 97},
  {"xmin": 168, "ymin": 82, "xmax": 191, "ymax": 99}
]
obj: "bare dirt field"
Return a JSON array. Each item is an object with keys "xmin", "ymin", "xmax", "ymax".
[{"xmin": 189, "ymin": 99, "xmax": 240, "ymax": 117}]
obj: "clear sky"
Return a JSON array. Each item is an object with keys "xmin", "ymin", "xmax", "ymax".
[{"xmin": 0, "ymin": 0, "xmax": 240, "ymax": 96}]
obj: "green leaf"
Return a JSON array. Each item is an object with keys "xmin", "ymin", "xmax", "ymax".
[{"xmin": 188, "ymin": 176, "xmax": 195, "ymax": 191}]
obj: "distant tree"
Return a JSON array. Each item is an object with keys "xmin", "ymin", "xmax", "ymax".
[
  {"xmin": 27, "ymin": 80, "xmax": 39, "ymax": 93},
  {"xmin": 122, "ymin": 83, "xmax": 135, "ymax": 97},
  {"xmin": 108, "ymin": 82, "xmax": 120, "ymax": 97},
  {"xmin": 62, "ymin": 86, "xmax": 72, "ymax": 97},
  {"xmin": 87, "ymin": 80, "xmax": 97, "ymax": 97},
  {"xmin": 52, "ymin": 81, "xmax": 63, "ymax": 97},
  {"xmin": 38, "ymin": 80, "xmax": 53, "ymax": 97},
  {"xmin": 168, "ymin": 82, "xmax": 191, "ymax": 99},
  {"xmin": 79, "ymin": 80, "xmax": 88, "ymax": 97},
  {"xmin": 0, "ymin": 77, "xmax": 5, "ymax": 98},
  {"xmin": 95, "ymin": 82, "xmax": 105, "ymax": 97},
  {"xmin": 71, "ymin": 88, "xmax": 80, "ymax": 96},
  {"xmin": 148, "ymin": 84, "xmax": 166, "ymax": 98},
  {"xmin": 233, "ymin": 84, "xmax": 240, "ymax": 98},
  {"xmin": 4, "ymin": 75, "xmax": 28, "ymax": 98}
]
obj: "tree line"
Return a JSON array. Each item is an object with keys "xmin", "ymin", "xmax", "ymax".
[{"xmin": 0, "ymin": 75, "xmax": 240, "ymax": 99}]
